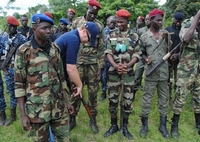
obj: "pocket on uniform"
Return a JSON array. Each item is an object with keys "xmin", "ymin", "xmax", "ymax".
[{"xmin": 127, "ymin": 69, "xmax": 135, "ymax": 76}]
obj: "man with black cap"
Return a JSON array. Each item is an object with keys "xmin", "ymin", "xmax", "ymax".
[
  {"xmin": 0, "ymin": 16, "xmax": 27, "ymax": 126},
  {"xmin": 14, "ymin": 13, "xmax": 73, "ymax": 142},
  {"xmin": 139, "ymin": 9, "xmax": 171, "ymax": 138},
  {"xmin": 69, "ymin": 0, "xmax": 104, "ymax": 133},
  {"xmin": 165, "ymin": 12, "xmax": 184, "ymax": 102}
]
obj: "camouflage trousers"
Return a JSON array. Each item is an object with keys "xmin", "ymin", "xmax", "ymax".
[
  {"xmin": 71, "ymin": 64, "xmax": 99, "ymax": 116},
  {"xmin": 142, "ymin": 80, "xmax": 169, "ymax": 117},
  {"xmin": 29, "ymin": 109, "xmax": 70, "ymax": 142},
  {"xmin": 107, "ymin": 70, "xmax": 135, "ymax": 118},
  {"xmin": 173, "ymin": 68, "xmax": 200, "ymax": 114},
  {"xmin": 168, "ymin": 62, "xmax": 178, "ymax": 91}
]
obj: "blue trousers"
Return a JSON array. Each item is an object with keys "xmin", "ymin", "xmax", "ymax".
[
  {"xmin": 0, "ymin": 68, "xmax": 17, "ymax": 111},
  {"xmin": 101, "ymin": 61, "xmax": 110, "ymax": 91},
  {"xmin": 48, "ymin": 126, "xmax": 55, "ymax": 142}
]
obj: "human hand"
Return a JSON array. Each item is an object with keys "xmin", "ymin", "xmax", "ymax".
[
  {"xmin": 21, "ymin": 115, "xmax": 31, "ymax": 131},
  {"xmin": 71, "ymin": 82, "xmax": 82, "ymax": 98},
  {"xmin": 117, "ymin": 63, "xmax": 127, "ymax": 74},
  {"xmin": 170, "ymin": 53, "xmax": 179, "ymax": 63},
  {"xmin": 145, "ymin": 57, "xmax": 152, "ymax": 64},
  {"xmin": 66, "ymin": 103, "xmax": 74, "ymax": 114}
]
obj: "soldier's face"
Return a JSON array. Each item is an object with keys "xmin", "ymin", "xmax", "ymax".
[
  {"xmin": 7, "ymin": 24, "xmax": 17, "ymax": 35},
  {"xmin": 67, "ymin": 12, "xmax": 75, "ymax": 20},
  {"xmin": 173, "ymin": 18, "xmax": 182, "ymax": 28},
  {"xmin": 108, "ymin": 18, "xmax": 116, "ymax": 30},
  {"xmin": 20, "ymin": 17, "xmax": 28, "ymax": 27},
  {"xmin": 33, "ymin": 22, "xmax": 52, "ymax": 42},
  {"xmin": 86, "ymin": 7, "xmax": 98, "ymax": 22},
  {"xmin": 116, "ymin": 17, "xmax": 128, "ymax": 32},
  {"xmin": 59, "ymin": 22, "xmax": 67, "ymax": 31},
  {"xmin": 150, "ymin": 15, "xmax": 163, "ymax": 29}
]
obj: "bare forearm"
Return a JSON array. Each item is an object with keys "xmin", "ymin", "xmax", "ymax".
[
  {"xmin": 17, "ymin": 97, "xmax": 26, "ymax": 117},
  {"xmin": 67, "ymin": 64, "xmax": 82, "ymax": 88}
]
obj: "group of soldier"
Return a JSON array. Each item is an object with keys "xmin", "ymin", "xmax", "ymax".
[{"xmin": 0, "ymin": 0, "xmax": 200, "ymax": 141}]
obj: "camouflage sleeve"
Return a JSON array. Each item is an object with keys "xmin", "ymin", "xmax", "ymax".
[
  {"xmin": 97, "ymin": 24, "xmax": 105, "ymax": 69},
  {"xmin": 14, "ymin": 45, "xmax": 28, "ymax": 98},
  {"xmin": 104, "ymin": 38, "xmax": 113, "ymax": 56}
]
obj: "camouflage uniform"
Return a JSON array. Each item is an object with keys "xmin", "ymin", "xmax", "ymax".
[
  {"xmin": 70, "ymin": 16, "xmax": 104, "ymax": 116},
  {"xmin": 14, "ymin": 39, "xmax": 70, "ymax": 142},
  {"xmin": 133, "ymin": 26, "xmax": 149, "ymax": 92},
  {"xmin": 0, "ymin": 33, "xmax": 27, "ymax": 112},
  {"xmin": 105, "ymin": 28, "xmax": 140, "ymax": 118},
  {"xmin": 140, "ymin": 29, "xmax": 171, "ymax": 117},
  {"xmin": 173, "ymin": 19, "xmax": 200, "ymax": 114}
]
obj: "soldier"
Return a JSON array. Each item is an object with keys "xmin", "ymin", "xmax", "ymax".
[
  {"xmin": 66, "ymin": 8, "xmax": 76, "ymax": 31},
  {"xmin": 104, "ymin": 9, "xmax": 140, "ymax": 140},
  {"xmin": 139, "ymin": 9, "xmax": 171, "ymax": 138},
  {"xmin": 18, "ymin": 14, "xmax": 33, "ymax": 39},
  {"xmin": 170, "ymin": 10, "xmax": 200, "ymax": 140},
  {"xmin": 14, "ymin": 14, "xmax": 73, "ymax": 142},
  {"xmin": 132, "ymin": 16, "xmax": 145, "ymax": 32},
  {"xmin": 99, "ymin": 15, "xmax": 117, "ymax": 101},
  {"xmin": 54, "ymin": 18, "xmax": 69, "ymax": 39},
  {"xmin": 0, "ymin": 16, "xmax": 27, "ymax": 126},
  {"xmin": 133, "ymin": 14, "xmax": 150, "ymax": 96},
  {"xmin": 69, "ymin": 0, "xmax": 104, "ymax": 133},
  {"xmin": 44, "ymin": 11, "xmax": 59, "ymax": 35},
  {"xmin": 165, "ymin": 12, "xmax": 184, "ymax": 106}
]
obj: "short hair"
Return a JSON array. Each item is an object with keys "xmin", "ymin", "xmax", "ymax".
[{"xmin": 21, "ymin": 14, "xmax": 28, "ymax": 18}]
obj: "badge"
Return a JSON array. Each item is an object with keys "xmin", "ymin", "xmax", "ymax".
[
  {"xmin": 36, "ymin": 17, "xmax": 40, "ymax": 24},
  {"xmin": 93, "ymin": 6, "xmax": 97, "ymax": 9}
]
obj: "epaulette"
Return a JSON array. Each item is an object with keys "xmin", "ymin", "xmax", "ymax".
[
  {"xmin": 18, "ymin": 41, "xmax": 31, "ymax": 55},
  {"xmin": 181, "ymin": 18, "xmax": 192, "ymax": 28}
]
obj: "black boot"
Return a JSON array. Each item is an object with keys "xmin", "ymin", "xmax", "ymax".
[
  {"xmin": 0, "ymin": 111, "xmax": 6, "ymax": 126},
  {"xmin": 123, "ymin": 118, "xmax": 133, "ymax": 140},
  {"xmin": 194, "ymin": 113, "xmax": 200, "ymax": 133},
  {"xmin": 89, "ymin": 115, "xmax": 99, "ymax": 133},
  {"xmin": 99, "ymin": 91, "xmax": 106, "ymax": 101},
  {"xmin": 104, "ymin": 116, "xmax": 118, "ymax": 137},
  {"xmin": 69, "ymin": 115, "xmax": 76, "ymax": 131},
  {"xmin": 4, "ymin": 109, "xmax": 16, "ymax": 126},
  {"xmin": 140, "ymin": 116, "xmax": 148, "ymax": 137},
  {"xmin": 171, "ymin": 114, "xmax": 180, "ymax": 140},
  {"xmin": 159, "ymin": 116, "xmax": 170, "ymax": 138}
]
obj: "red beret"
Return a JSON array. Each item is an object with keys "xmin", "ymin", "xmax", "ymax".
[
  {"xmin": 149, "ymin": 9, "xmax": 164, "ymax": 18},
  {"xmin": 68, "ymin": 8, "xmax": 76, "ymax": 15},
  {"xmin": 138, "ymin": 16, "xmax": 145, "ymax": 21},
  {"xmin": 44, "ymin": 12, "xmax": 53, "ymax": 19},
  {"xmin": 116, "ymin": 9, "xmax": 131, "ymax": 19},
  {"xmin": 88, "ymin": 0, "xmax": 102, "ymax": 10},
  {"xmin": 6, "ymin": 16, "xmax": 19, "ymax": 26}
]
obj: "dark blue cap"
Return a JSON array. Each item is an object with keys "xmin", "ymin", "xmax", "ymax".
[
  {"xmin": 31, "ymin": 14, "xmax": 54, "ymax": 25},
  {"xmin": 59, "ymin": 18, "xmax": 69, "ymax": 25},
  {"xmin": 85, "ymin": 22, "xmax": 99, "ymax": 47},
  {"xmin": 174, "ymin": 12, "xmax": 184, "ymax": 21}
]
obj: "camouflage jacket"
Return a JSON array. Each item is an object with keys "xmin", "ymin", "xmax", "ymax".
[
  {"xmin": 105, "ymin": 28, "xmax": 141, "ymax": 72},
  {"xmin": 140, "ymin": 29, "xmax": 171, "ymax": 81},
  {"xmin": 14, "ymin": 39, "xmax": 67, "ymax": 123},
  {"xmin": 72, "ymin": 16, "xmax": 104, "ymax": 68}
]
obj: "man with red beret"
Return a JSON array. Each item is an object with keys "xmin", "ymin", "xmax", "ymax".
[
  {"xmin": 0, "ymin": 16, "xmax": 27, "ymax": 126},
  {"xmin": 70, "ymin": 0, "xmax": 104, "ymax": 133},
  {"xmin": 132, "ymin": 15, "xmax": 145, "ymax": 32},
  {"xmin": 104, "ymin": 9, "xmax": 140, "ymax": 140},
  {"xmin": 139, "ymin": 9, "xmax": 171, "ymax": 138},
  {"xmin": 67, "ymin": 8, "xmax": 76, "ymax": 31},
  {"xmin": 44, "ymin": 12, "xmax": 59, "ymax": 35}
]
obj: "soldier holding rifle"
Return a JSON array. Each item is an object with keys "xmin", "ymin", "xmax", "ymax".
[
  {"xmin": 139, "ymin": 9, "xmax": 171, "ymax": 138},
  {"xmin": 0, "ymin": 16, "xmax": 27, "ymax": 126}
]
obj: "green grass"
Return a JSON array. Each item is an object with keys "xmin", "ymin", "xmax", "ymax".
[{"xmin": 0, "ymin": 77, "xmax": 200, "ymax": 142}]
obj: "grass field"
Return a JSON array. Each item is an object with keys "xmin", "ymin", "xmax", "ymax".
[{"xmin": 0, "ymin": 76, "xmax": 200, "ymax": 142}]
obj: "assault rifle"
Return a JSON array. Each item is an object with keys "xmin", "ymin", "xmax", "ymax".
[
  {"xmin": 146, "ymin": 42, "xmax": 182, "ymax": 77},
  {"xmin": 0, "ymin": 37, "xmax": 22, "ymax": 71},
  {"xmin": 70, "ymin": 82, "xmax": 94, "ymax": 123}
]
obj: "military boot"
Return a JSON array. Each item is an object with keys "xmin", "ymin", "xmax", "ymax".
[
  {"xmin": 4, "ymin": 108, "xmax": 16, "ymax": 126},
  {"xmin": 123, "ymin": 117, "xmax": 133, "ymax": 140},
  {"xmin": 99, "ymin": 90, "xmax": 106, "ymax": 101},
  {"xmin": 140, "ymin": 116, "xmax": 148, "ymax": 137},
  {"xmin": 194, "ymin": 113, "xmax": 200, "ymax": 134},
  {"xmin": 104, "ymin": 116, "xmax": 118, "ymax": 137},
  {"xmin": 69, "ymin": 115, "xmax": 76, "ymax": 131},
  {"xmin": 89, "ymin": 115, "xmax": 99, "ymax": 133},
  {"xmin": 0, "ymin": 111, "xmax": 6, "ymax": 126},
  {"xmin": 159, "ymin": 116, "xmax": 170, "ymax": 138},
  {"xmin": 171, "ymin": 114, "xmax": 180, "ymax": 140}
]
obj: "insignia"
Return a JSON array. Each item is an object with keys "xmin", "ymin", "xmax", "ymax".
[
  {"xmin": 93, "ymin": 6, "xmax": 97, "ymax": 9},
  {"xmin": 36, "ymin": 17, "xmax": 40, "ymax": 24}
]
